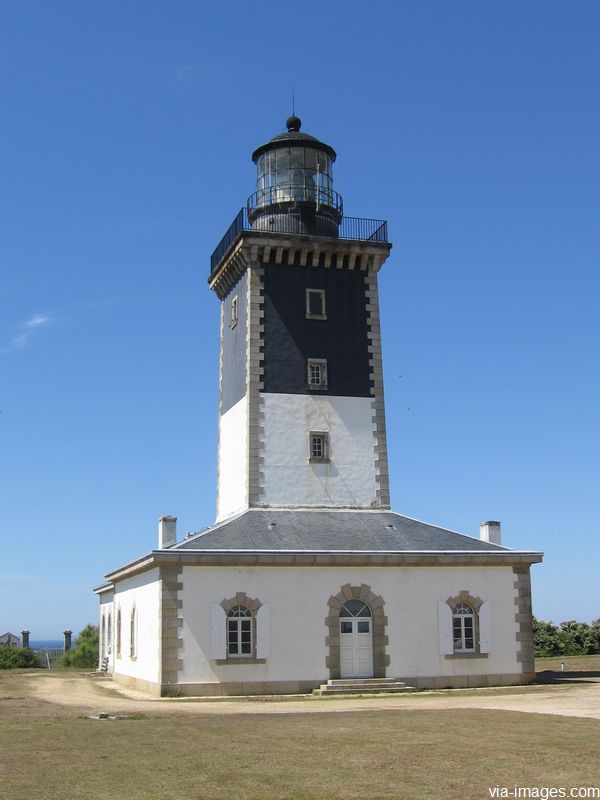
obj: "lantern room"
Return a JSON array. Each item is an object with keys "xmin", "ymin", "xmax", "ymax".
[{"xmin": 248, "ymin": 115, "xmax": 343, "ymax": 236}]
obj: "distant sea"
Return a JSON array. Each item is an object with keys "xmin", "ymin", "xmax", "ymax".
[{"xmin": 30, "ymin": 640, "xmax": 63, "ymax": 649}]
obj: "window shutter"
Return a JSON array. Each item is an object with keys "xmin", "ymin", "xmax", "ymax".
[
  {"xmin": 437, "ymin": 601, "xmax": 453, "ymax": 655},
  {"xmin": 256, "ymin": 603, "xmax": 270, "ymax": 659},
  {"xmin": 210, "ymin": 603, "xmax": 226, "ymax": 659},
  {"xmin": 479, "ymin": 600, "xmax": 492, "ymax": 654}
]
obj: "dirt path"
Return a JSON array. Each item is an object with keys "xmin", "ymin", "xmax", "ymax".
[{"xmin": 4, "ymin": 670, "xmax": 600, "ymax": 721}]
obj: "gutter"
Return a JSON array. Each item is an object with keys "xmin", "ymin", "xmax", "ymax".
[{"xmin": 104, "ymin": 548, "xmax": 543, "ymax": 583}]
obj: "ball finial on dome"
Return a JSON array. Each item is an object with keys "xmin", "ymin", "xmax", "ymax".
[{"xmin": 286, "ymin": 115, "xmax": 301, "ymax": 132}]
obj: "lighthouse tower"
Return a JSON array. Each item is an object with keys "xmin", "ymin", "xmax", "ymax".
[{"xmin": 209, "ymin": 116, "xmax": 393, "ymax": 521}]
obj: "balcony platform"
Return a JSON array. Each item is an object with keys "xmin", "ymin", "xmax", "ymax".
[{"xmin": 210, "ymin": 207, "xmax": 389, "ymax": 282}]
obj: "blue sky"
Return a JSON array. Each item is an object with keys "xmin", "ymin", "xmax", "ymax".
[{"xmin": 1, "ymin": 2, "xmax": 599, "ymax": 638}]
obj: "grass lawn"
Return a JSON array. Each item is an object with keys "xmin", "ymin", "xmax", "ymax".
[
  {"xmin": 1, "ymin": 669, "xmax": 600, "ymax": 800},
  {"xmin": 536, "ymin": 653, "xmax": 600, "ymax": 673}
]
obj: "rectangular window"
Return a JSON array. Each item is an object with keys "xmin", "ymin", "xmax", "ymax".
[
  {"xmin": 309, "ymin": 431, "xmax": 330, "ymax": 463},
  {"xmin": 227, "ymin": 620, "xmax": 239, "ymax": 654},
  {"xmin": 463, "ymin": 618, "xmax": 474, "ymax": 650},
  {"xmin": 227, "ymin": 617, "xmax": 253, "ymax": 658},
  {"xmin": 230, "ymin": 294, "xmax": 238, "ymax": 328},
  {"xmin": 452, "ymin": 618, "xmax": 463, "ymax": 650},
  {"xmin": 307, "ymin": 358, "xmax": 328, "ymax": 390},
  {"xmin": 240, "ymin": 619, "xmax": 252, "ymax": 654},
  {"xmin": 453, "ymin": 608, "xmax": 476, "ymax": 653},
  {"xmin": 306, "ymin": 288, "xmax": 326, "ymax": 320}
]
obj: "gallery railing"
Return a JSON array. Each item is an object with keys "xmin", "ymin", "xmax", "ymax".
[{"xmin": 210, "ymin": 208, "xmax": 388, "ymax": 276}]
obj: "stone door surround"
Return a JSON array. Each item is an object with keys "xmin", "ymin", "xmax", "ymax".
[{"xmin": 325, "ymin": 583, "xmax": 389, "ymax": 679}]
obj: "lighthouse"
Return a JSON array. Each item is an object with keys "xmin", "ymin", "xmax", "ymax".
[
  {"xmin": 96, "ymin": 115, "xmax": 541, "ymax": 698},
  {"xmin": 210, "ymin": 115, "xmax": 392, "ymax": 522}
]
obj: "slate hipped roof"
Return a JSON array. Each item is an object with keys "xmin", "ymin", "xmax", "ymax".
[{"xmin": 172, "ymin": 509, "xmax": 508, "ymax": 552}]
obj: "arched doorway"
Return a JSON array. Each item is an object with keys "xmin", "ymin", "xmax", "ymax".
[
  {"xmin": 326, "ymin": 584, "xmax": 389, "ymax": 680},
  {"xmin": 339, "ymin": 599, "xmax": 373, "ymax": 678}
]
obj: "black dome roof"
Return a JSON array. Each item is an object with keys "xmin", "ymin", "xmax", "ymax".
[{"xmin": 252, "ymin": 116, "xmax": 337, "ymax": 162}]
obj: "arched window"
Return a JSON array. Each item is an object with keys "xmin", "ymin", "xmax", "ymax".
[
  {"xmin": 101, "ymin": 614, "xmax": 106, "ymax": 656},
  {"xmin": 210, "ymin": 594, "xmax": 268, "ymax": 662},
  {"xmin": 227, "ymin": 605, "xmax": 253, "ymax": 658},
  {"xmin": 107, "ymin": 613, "xmax": 112, "ymax": 654},
  {"xmin": 116, "ymin": 609, "xmax": 122, "ymax": 658},
  {"xmin": 130, "ymin": 607, "xmax": 137, "ymax": 659},
  {"xmin": 340, "ymin": 600, "xmax": 371, "ymax": 618},
  {"xmin": 439, "ymin": 593, "xmax": 491, "ymax": 656},
  {"xmin": 452, "ymin": 602, "xmax": 476, "ymax": 652}
]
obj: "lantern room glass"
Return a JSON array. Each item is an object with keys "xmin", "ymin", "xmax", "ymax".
[{"xmin": 256, "ymin": 147, "xmax": 333, "ymax": 209}]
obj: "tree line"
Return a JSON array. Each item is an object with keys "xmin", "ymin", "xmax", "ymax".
[{"xmin": 533, "ymin": 617, "xmax": 600, "ymax": 657}]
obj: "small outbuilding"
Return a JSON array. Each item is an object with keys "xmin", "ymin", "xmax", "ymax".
[{"xmin": 0, "ymin": 632, "xmax": 21, "ymax": 647}]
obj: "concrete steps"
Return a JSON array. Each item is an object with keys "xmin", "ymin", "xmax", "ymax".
[{"xmin": 315, "ymin": 678, "xmax": 417, "ymax": 696}]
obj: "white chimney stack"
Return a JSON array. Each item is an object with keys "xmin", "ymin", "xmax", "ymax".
[
  {"xmin": 480, "ymin": 520, "xmax": 501, "ymax": 545},
  {"xmin": 158, "ymin": 515, "xmax": 177, "ymax": 548}
]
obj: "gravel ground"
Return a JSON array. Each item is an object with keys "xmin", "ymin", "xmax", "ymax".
[{"xmin": 4, "ymin": 670, "xmax": 599, "ymax": 720}]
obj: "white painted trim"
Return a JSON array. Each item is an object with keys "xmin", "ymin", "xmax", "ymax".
[
  {"xmin": 216, "ymin": 396, "xmax": 248, "ymax": 521},
  {"xmin": 479, "ymin": 600, "xmax": 492, "ymax": 654},
  {"xmin": 437, "ymin": 601, "xmax": 454, "ymax": 655},
  {"xmin": 256, "ymin": 603, "xmax": 270, "ymax": 659},
  {"xmin": 261, "ymin": 394, "xmax": 377, "ymax": 508},
  {"xmin": 209, "ymin": 603, "xmax": 226, "ymax": 659}
]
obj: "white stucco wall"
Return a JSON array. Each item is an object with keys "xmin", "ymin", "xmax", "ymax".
[
  {"xmin": 179, "ymin": 564, "xmax": 520, "ymax": 687},
  {"xmin": 383, "ymin": 566, "xmax": 518, "ymax": 679},
  {"xmin": 217, "ymin": 395, "xmax": 247, "ymax": 521},
  {"xmin": 261, "ymin": 394, "xmax": 378, "ymax": 508},
  {"xmin": 111, "ymin": 568, "xmax": 161, "ymax": 684}
]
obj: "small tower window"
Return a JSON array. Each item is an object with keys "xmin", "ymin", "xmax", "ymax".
[
  {"xmin": 230, "ymin": 295, "xmax": 239, "ymax": 328},
  {"xmin": 307, "ymin": 358, "xmax": 328, "ymax": 390},
  {"xmin": 309, "ymin": 431, "xmax": 330, "ymax": 463},
  {"xmin": 306, "ymin": 288, "xmax": 327, "ymax": 320}
]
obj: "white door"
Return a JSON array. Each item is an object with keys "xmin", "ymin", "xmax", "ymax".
[{"xmin": 339, "ymin": 602, "xmax": 373, "ymax": 678}]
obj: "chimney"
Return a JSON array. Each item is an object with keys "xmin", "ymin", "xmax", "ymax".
[
  {"xmin": 158, "ymin": 515, "xmax": 177, "ymax": 548},
  {"xmin": 21, "ymin": 629, "xmax": 30, "ymax": 649},
  {"xmin": 63, "ymin": 629, "xmax": 72, "ymax": 651},
  {"xmin": 480, "ymin": 520, "xmax": 502, "ymax": 546}
]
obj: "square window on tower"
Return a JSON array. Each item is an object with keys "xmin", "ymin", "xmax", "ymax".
[
  {"xmin": 230, "ymin": 295, "xmax": 239, "ymax": 328},
  {"xmin": 309, "ymin": 431, "xmax": 330, "ymax": 463},
  {"xmin": 307, "ymin": 358, "xmax": 328, "ymax": 390},
  {"xmin": 305, "ymin": 288, "xmax": 327, "ymax": 320}
]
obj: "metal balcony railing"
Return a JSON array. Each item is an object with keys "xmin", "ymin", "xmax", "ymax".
[
  {"xmin": 247, "ymin": 185, "xmax": 344, "ymax": 218},
  {"xmin": 210, "ymin": 208, "xmax": 388, "ymax": 276}
]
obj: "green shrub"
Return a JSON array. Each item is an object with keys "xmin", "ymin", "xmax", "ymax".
[
  {"xmin": 533, "ymin": 617, "xmax": 600, "ymax": 657},
  {"xmin": 0, "ymin": 646, "xmax": 40, "ymax": 669},
  {"xmin": 60, "ymin": 624, "xmax": 99, "ymax": 668}
]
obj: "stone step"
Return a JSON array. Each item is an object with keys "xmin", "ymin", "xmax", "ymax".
[
  {"xmin": 316, "ymin": 685, "xmax": 417, "ymax": 696},
  {"xmin": 326, "ymin": 678, "xmax": 401, "ymax": 686},
  {"xmin": 315, "ymin": 678, "xmax": 416, "ymax": 696}
]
